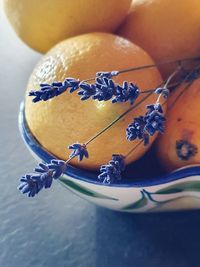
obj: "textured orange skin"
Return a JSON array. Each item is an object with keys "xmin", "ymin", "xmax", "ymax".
[
  {"xmin": 156, "ymin": 78, "xmax": 200, "ymax": 171},
  {"xmin": 3, "ymin": 0, "xmax": 131, "ymax": 53},
  {"xmin": 25, "ymin": 33, "xmax": 163, "ymax": 170},
  {"xmin": 118, "ymin": 0, "xmax": 200, "ymax": 79}
]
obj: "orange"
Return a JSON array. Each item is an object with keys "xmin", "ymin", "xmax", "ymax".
[
  {"xmin": 3, "ymin": 0, "xmax": 131, "ymax": 53},
  {"xmin": 156, "ymin": 78, "xmax": 200, "ymax": 171},
  {"xmin": 25, "ymin": 32, "xmax": 163, "ymax": 170},
  {"xmin": 118, "ymin": 0, "xmax": 200, "ymax": 79}
]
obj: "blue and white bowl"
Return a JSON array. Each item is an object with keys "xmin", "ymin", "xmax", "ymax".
[{"xmin": 18, "ymin": 103, "xmax": 200, "ymax": 212}]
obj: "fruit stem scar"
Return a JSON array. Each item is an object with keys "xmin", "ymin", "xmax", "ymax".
[{"xmin": 176, "ymin": 140, "xmax": 198, "ymax": 161}]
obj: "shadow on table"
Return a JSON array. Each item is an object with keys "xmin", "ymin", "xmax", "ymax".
[{"xmin": 95, "ymin": 208, "xmax": 200, "ymax": 267}]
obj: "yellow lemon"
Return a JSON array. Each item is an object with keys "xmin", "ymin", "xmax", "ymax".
[
  {"xmin": 4, "ymin": 0, "xmax": 131, "ymax": 53},
  {"xmin": 25, "ymin": 32, "xmax": 163, "ymax": 170},
  {"xmin": 118, "ymin": 0, "xmax": 200, "ymax": 79},
  {"xmin": 156, "ymin": 78, "xmax": 200, "ymax": 171}
]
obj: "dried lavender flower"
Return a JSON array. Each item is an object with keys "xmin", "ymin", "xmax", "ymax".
[
  {"xmin": 154, "ymin": 87, "xmax": 170, "ymax": 99},
  {"xmin": 145, "ymin": 104, "xmax": 165, "ymax": 136},
  {"xmin": 146, "ymin": 103, "xmax": 163, "ymax": 114},
  {"xmin": 18, "ymin": 174, "xmax": 43, "ymax": 197},
  {"xmin": 126, "ymin": 103, "xmax": 165, "ymax": 145},
  {"xmin": 93, "ymin": 76, "xmax": 116, "ymax": 101},
  {"xmin": 112, "ymin": 154, "xmax": 126, "ymax": 171},
  {"xmin": 67, "ymin": 78, "xmax": 80, "ymax": 93},
  {"xmin": 48, "ymin": 160, "xmax": 67, "ymax": 179},
  {"xmin": 29, "ymin": 71, "xmax": 140, "ymax": 105},
  {"xmin": 98, "ymin": 154, "xmax": 125, "ymax": 184},
  {"xmin": 96, "ymin": 71, "xmax": 119, "ymax": 78},
  {"xmin": 78, "ymin": 76, "xmax": 140, "ymax": 105},
  {"xmin": 29, "ymin": 78, "xmax": 80, "ymax": 102},
  {"xmin": 68, "ymin": 143, "xmax": 89, "ymax": 161},
  {"xmin": 126, "ymin": 116, "xmax": 149, "ymax": 145},
  {"xmin": 18, "ymin": 160, "xmax": 67, "ymax": 197},
  {"xmin": 112, "ymin": 81, "xmax": 140, "ymax": 104},
  {"xmin": 78, "ymin": 82, "xmax": 96, "ymax": 100}
]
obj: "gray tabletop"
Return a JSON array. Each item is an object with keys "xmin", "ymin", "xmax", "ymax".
[{"xmin": 1, "ymin": 5, "xmax": 200, "ymax": 267}]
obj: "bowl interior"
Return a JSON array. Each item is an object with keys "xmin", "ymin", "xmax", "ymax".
[{"xmin": 19, "ymin": 102, "xmax": 200, "ymax": 187}]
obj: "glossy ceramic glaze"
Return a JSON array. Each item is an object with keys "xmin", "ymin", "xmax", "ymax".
[{"xmin": 19, "ymin": 102, "xmax": 200, "ymax": 212}]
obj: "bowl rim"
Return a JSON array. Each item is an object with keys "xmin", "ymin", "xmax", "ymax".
[{"xmin": 19, "ymin": 102, "xmax": 200, "ymax": 188}]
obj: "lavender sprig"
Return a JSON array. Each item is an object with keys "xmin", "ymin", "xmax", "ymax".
[
  {"xmin": 29, "ymin": 71, "xmax": 140, "ymax": 106},
  {"xmin": 29, "ymin": 78, "xmax": 80, "ymax": 102},
  {"xmin": 19, "ymin": 143, "xmax": 89, "ymax": 197},
  {"xmin": 126, "ymin": 116, "xmax": 150, "ymax": 145},
  {"xmin": 145, "ymin": 104, "xmax": 166, "ymax": 136},
  {"xmin": 93, "ymin": 76, "xmax": 116, "ymax": 101},
  {"xmin": 96, "ymin": 71, "xmax": 119, "ymax": 78},
  {"xmin": 68, "ymin": 143, "xmax": 89, "ymax": 161},
  {"xmin": 78, "ymin": 83, "xmax": 96, "ymax": 100},
  {"xmin": 20, "ymin": 61, "xmax": 200, "ymax": 198},
  {"xmin": 48, "ymin": 160, "xmax": 67, "ymax": 178},
  {"xmin": 78, "ymin": 77, "xmax": 140, "ymax": 104},
  {"xmin": 126, "ymin": 103, "xmax": 166, "ymax": 145},
  {"xmin": 154, "ymin": 87, "xmax": 170, "ymax": 99},
  {"xmin": 18, "ymin": 160, "xmax": 67, "ymax": 197},
  {"xmin": 112, "ymin": 81, "xmax": 140, "ymax": 104},
  {"xmin": 98, "ymin": 154, "xmax": 125, "ymax": 184},
  {"xmin": 18, "ymin": 174, "xmax": 43, "ymax": 197}
]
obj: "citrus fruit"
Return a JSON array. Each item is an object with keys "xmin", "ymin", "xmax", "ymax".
[
  {"xmin": 156, "ymin": 78, "xmax": 200, "ymax": 171},
  {"xmin": 118, "ymin": 0, "xmax": 200, "ymax": 79},
  {"xmin": 25, "ymin": 32, "xmax": 163, "ymax": 170},
  {"xmin": 3, "ymin": 0, "xmax": 131, "ymax": 53}
]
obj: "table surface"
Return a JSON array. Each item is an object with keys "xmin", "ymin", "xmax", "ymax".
[{"xmin": 1, "ymin": 5, "xmax": 200, "ymax": 267}]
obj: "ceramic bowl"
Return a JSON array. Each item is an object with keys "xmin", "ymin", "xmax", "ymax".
[{"xmin": 18, "ymin": 103, "xmax": 200, "ymax": 212}]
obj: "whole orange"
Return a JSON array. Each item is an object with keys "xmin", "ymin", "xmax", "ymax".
[
  {"xmin": 3, "ymin": 0, "xmax": 131, "ymax": 53},
  {"xmin": 118, "ymin": 0, "xmax": 200, "ymax": 79},
  {"xmin": 25, "ymin": 32, "xmax": 163, "ymax": 170},
  {"xmin": 156, "ymin": 78, "xmax": 200, "ymax": 171}
]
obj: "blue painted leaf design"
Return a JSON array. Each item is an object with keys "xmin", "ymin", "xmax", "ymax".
[
  {"xmin": 122, "ymin": 192, "xmax": 147, "ymax": 210},
  {"xmin": 155, "ymin": 181, "xmax": 200, "ymax": 195},
  {"xmin": 59, "ymin": 177, "xmax": 118, "ymax": 201}
]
